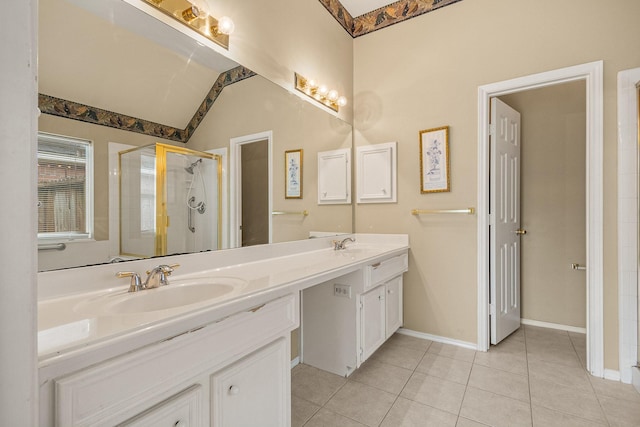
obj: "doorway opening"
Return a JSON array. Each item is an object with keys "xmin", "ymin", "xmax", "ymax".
[
  {"xmin": 489, "ymin": 82, "xmax": 587, "ymax": 346},
  {"xmin": 477, "ymin": 61, "xmax": 604, "ymax": 378},
  {"xmin": 230, "ymin": 131, "xmax": 273, "ymax": 248}
]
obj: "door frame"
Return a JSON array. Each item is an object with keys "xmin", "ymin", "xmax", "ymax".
[
  {"xmin": 476, "ymin": 61, "xmax": 604, "ymax": 378},
  {"xmin": 229, "ymin": 131, "xmax": 273, "ymax": 248},
  {"xmin": 617, "ymin": 67, "xmax": 640, "ymax": 384}
]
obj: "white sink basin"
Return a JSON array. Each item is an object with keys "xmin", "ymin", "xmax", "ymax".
[{"xmin": 74, "ymin": 277, "xmax": 247, "ymax": 315}]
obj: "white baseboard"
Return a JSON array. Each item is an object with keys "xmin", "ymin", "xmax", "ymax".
[
  {"xmin": 604, "ymin": 368, "xmax": 621, "ymax": 382},
  {"xmin": 397, "ymin": 328, "xmax": 477, "ymax": 351},
  {"xmin": 290, "ymin": 356, "xmax": 300, "ymax": 369},
  {"xmin": 521, "ymin": 318, "xmax": 587, "ymax": 334}
]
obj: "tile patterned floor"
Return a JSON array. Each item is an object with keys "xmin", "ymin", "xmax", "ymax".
[{"xmin": 291, "ymin": 326, "xmax": 640, "ymax": 427}]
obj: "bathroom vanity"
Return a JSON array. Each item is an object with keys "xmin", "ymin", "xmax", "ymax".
[{"xmin": 37, "ymin": 234, "xmax": 408, "ymax": 426}]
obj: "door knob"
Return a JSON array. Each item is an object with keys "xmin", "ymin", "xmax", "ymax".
[{"xmin": 515, "ymin": 229, "xmax": 527, "ymax": 235}]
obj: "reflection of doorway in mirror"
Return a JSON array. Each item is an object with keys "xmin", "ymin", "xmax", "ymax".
[
  {"xmin": 241, "ymin": 142, "xmax": 269, "ymax": 247},
  {"xmin": 230, "ymin": 131, "xmax": 273, "ymax": 248}
]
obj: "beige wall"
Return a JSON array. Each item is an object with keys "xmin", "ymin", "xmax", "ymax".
[
  {"xmin": 501, "ymin": 81, "xmax": 586, "ymax": 329},
  {"xmin": 353, "ymin": 0, "xmax": 640, "ymax": 369},
  {"xmin": 217, "ymin": 0, "xmax": 354, "ymax": 123}
]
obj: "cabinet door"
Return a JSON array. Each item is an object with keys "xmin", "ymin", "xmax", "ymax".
[
  {"xmin": 118, "ymin": 385, "xmax": 202, "ymax": 427},
  {"xmin": 360, "ymin": 286, "xmax": 386, "ymax": 362},
  {"xmin": 211, "ymin": 338, "xmax": 289, "ymax": 427},
  {"xmin": 385, "ymin": 276, "xmax": 403, "ymax": 338},
  {"xmin": 318, "ymin": 148, "xmax": 351, "ymax": 204}
]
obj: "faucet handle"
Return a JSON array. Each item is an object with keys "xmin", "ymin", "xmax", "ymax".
[
  {"xmin": 145, "ymin": 263, "xmax": 179, "ymax": 275},
  {"xmin": 116, "ymin": 271, "xmax": 143, "ymax": 293}
]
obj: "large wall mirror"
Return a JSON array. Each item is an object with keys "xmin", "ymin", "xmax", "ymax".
[{"xmin": 38, "ymin": 0, "xmax": 353, "ymax": 271}]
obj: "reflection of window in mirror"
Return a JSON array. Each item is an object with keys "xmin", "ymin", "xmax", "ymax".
[{"xmin": 37, "ymin": 133, "xmax": 93, "ymax": 242}]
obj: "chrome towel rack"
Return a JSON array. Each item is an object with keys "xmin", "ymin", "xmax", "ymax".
[
  {"xmin": 272, "ymin": 210, "xmax": 309, "ymax": 216},
  {"xmin": 411, "ymin": 207, "xmax": 475, "ymax": 215},
  {"xmin": 38, "ymin": 243, "xmax": 67, "ymax": 251}
]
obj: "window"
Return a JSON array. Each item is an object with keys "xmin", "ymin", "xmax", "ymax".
[{"xmin": 37, "ymin": 132, "xmax": 93, "ymax": 241}]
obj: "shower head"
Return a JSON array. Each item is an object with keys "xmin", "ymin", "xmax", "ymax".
[{"xmin": 184, "ymin": 158, "xmax": 202, "ymax": 175}]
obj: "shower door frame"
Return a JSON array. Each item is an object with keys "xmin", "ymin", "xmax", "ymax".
[{"xmin": 154, "ymin": 143, "xmax": 222, "ymax": 256}]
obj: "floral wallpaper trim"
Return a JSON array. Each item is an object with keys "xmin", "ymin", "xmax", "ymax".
[
  {"xmin": 38, "ymin": 66, "xmax": 256, "ymax": 144},
  {"xmin": 320, "ymin": 0, "xmax": 464, "ymax": 37},
  {"xmin": 184, "ymin": 66, "xmax": 256, "ymax": 140},
  {"xmin": 39, "ymin": 93, "xmax": 186, "ymax": 142}
]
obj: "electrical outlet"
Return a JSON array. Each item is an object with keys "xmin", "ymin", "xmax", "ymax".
[{"xmin": 334, "ymin": 284, "xmax": 351, "ymax": 298}]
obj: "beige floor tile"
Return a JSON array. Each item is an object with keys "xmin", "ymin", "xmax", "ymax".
[
  {"xmin": 527, "ymin": 358, "xmax": 592, "ymax": 392},
  {"xmin": 468, "ymin": 364, "xmax": 530, "ymax": 402},
  {"xmin": 304, "ymin": 408, "xmax": 367, "ymax": 427},
  {"xmin": 349, "ymin": 359, "xmax": 413, "ymax": 394},
  {"xmin": 427, "ymin": 342, "xmax": 477, "ymax": 363},
  {"xmin": 291, "ymin": 395, "xmax": 320, "ymax": 427},
  {"xmin": 324, "ymin": 381, "xmax": 396, "ymax": 427},
  {"xmin": 369, "ymin": 342, "xmax": 425, "ymax": 370},
  {"xmin": 590, "ymin": 376, "xmax": 640, "ymax": 402},
  {"xmin": 455, "ymin": 417, "xmax": 491, "ymax": 427},
  {"xmin": 599, "ymin": 394, "xmax": 640, "ymax": 427},
  {"xmin": 531, "ymin": 404, "xmax": 606, "ymax": 427},
  {"xmin": 416, "ymin": 353, "xmax": 473, "ymax": 385},
  {"xmin": 291, "ymin": 364, "xmax": 347, "ymax": 406},
  {"xmin": 386, "ymin": 332, "xmax": 433, "ymax": 352},
  {"xmin": 524, "ymin": 325, "xmax": 570, "ymax": 339},
  {"xmin": 568, "ymin": 331, "xmax": 586, "ymax": 345},
  {"xmin": 489, "ymin": 337, "xmax": 527, "ymax": 354},
  {"xmin": 526, "ymin": 341, "xmax": 583, "ymax": 368},
  {"xmin": 503, "ymin": 327, "xmax": 526, "ymax": 343},
  {"xmin": 400, "ymin": 372, "xmax": 466, "ymax": 415},
  {"xmin": 529, "ymin": 376, "xmax": 606, "ymax": 423},
  {"xmin": 460, "ymin": 387, "xmax": 532, "ymax": 427},
  {"xmin": 379, "ymin": 396, "xmax": 457, "ymax": 427},
  {"xmin": 474, "ymin": 347, "xmax": 528, "ymax": 376}
]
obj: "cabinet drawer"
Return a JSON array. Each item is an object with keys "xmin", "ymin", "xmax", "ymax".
[
  {"xmin": 365, "ymin": 253, "xmax": 408, "ymax": 289},
  {"xmin": 118, "ymin": 385, "xmax": 202, "ymax": 427}
]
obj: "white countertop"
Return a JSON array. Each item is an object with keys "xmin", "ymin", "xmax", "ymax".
[{"xmin": 38, "ymin": 234, "xmax": 409, "ymax": 375}]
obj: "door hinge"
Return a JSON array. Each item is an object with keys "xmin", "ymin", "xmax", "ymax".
[
  {"xmin": 489, "ymin": 303, "xmax": 496, "ymax": 316},
  {"xmin": 489, "ymin": 123, "xmax": 496, "ymax": 137},
  {"xmin": 359, "ymin": 347, "xmax": 363, "ymax": 356}
]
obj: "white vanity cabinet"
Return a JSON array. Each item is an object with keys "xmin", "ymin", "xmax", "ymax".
[
  {"xmin": 302, "ymin": 252, "xmax": 408, "ymax": 377},
  {"xmin": 360, "ymin": 275, "xmax": 404, "ymax": 361},
  {"xmin": 211, "ymin": 338, "xmax": 289, "ymax": 426},
  {"xmin": 49, "ymin": 294, "xmax": 298, "ymax": 427}
]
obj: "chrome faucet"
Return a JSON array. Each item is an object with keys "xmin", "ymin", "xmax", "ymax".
[
  {"xmin": 332, "ymin": 237, "xmax": 355, "ymax": 250},
  {"xmin": 116, "ymin": 264, "xmax": 179, "ymax": 292}
]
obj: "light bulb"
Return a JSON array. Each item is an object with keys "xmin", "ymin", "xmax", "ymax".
[
  {"xmin": 181, "ymin": 5, "xmax": 200, "ymax": 21},
  {"xmin": 190, "ymin": 0, "xmax": 210, "ymax": 17},
  {"xmin": 318, "ymin": 85, "xmax": 329, "ymax": 96},
  {"xmin": 217, "ymin": 16, "xmax": 235, "ymax": 35},
  {"xmin": 327, "ymin": 90, "xmax": 339, "ymax": 102},
  {"xmin": 307, "ymin": 79, "xmax": 317, "ymax": 89},
  {"xmin": 337, "ymin": 96, "xmax": 347, "ymax": 107}
]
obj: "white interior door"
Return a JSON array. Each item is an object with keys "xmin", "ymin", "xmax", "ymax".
[{"xmin": 490, "ymin": 98, "xmax": 522, "ymax": 345}]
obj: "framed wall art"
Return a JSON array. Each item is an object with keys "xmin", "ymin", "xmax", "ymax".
[
  {"xmin": 285, "ymin": 149, "xmax": 303, "ymax": 198},
  {"xmin": 419, "ymin": 126, "xmax": 450, "ymax": 193}
]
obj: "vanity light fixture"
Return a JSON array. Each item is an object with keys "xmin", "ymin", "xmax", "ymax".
[
  {"xmin": 142, "ymin": 0, "xmax": 234, "ymax": 50},
  {"xmin": 294, "ymin": 73, "xmax": 347, "ymax": 112}
]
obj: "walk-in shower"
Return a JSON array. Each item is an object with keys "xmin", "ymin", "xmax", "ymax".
[{"xmin": 119, "ymin": 143, "xmax": 222, "ymax": 258}]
